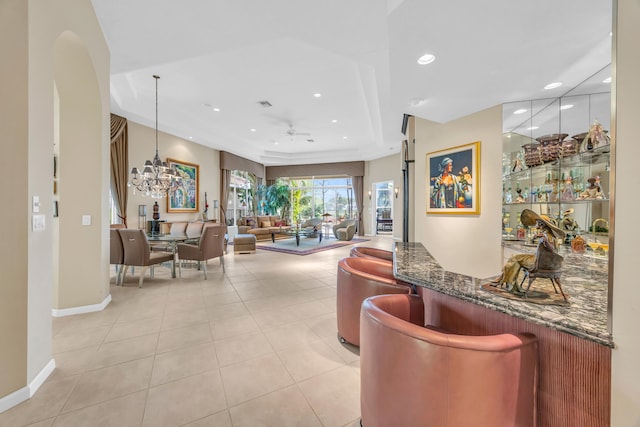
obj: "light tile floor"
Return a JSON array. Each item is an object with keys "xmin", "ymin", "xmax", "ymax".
[{"xmin": 1, "ymin": 235, "xmax": 395, "ymax": 427}]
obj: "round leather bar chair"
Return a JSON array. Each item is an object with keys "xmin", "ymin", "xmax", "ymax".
[
  {"xmin": 336, "ymin": 256, "xmax": 412, "ymax": 346},
  {"xmin": 360, "ymin": 294, "xmax": 539, "ymax": 427},
  {"xmin": 349, "ymin": 246, "xmax": 393, "ymax": 262}
]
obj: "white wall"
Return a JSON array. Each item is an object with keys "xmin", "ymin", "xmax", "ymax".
[
  {"xmin": 126, "ymin": 121, "xmax": 221, "ymax": 226},
  {"xmin": 611, "ymin": 0, "xmax": 640, "ymax": 424},
  {"xmin": 365, "ymin": 153, "xmax": 403, "ymax": 240},
  {"xmin": 413, "ymin": 106, "xmax": 503, "ymax": 278}
]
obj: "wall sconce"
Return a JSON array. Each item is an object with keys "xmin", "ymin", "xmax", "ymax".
[
  {"xmin": 395, "ymin": 187, "xmax": 399, "ymax": 198},
  {"xmin": 368, "ymin": 190, "xmax": 372, "ymax": 200}
]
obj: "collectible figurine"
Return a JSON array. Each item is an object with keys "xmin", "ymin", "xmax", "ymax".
[
  {"xmin": 561, "ymin": 176, "xmax": 575, "ymax": 201},
  {"xmin": 492, "ymin": 209, "xmax": 565, "ymax": 295},
  {"xmin": 577, "ymin": 177, "xmax": 604, "ymax": 200}
]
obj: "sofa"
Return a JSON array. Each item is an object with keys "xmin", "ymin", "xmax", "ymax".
[
  {"xmin": 360, "ymin": 293, "xmax": 539, "ymax": 427},
  {"xmin": 237, "ymin": 215, "xmax": 291, "ymax": 241}
]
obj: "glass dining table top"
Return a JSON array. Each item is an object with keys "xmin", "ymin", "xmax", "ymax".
[{"xmin": 146, "ymin": 232, "xmax": 200, "ymax": 243}]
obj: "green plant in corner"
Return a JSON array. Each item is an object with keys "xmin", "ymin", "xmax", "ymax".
[{"xmin": 265, "ymin": 181, "xmax": 292, "ymax": 221}]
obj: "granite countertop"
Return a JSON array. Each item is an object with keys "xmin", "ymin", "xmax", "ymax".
[{"xmin": 393, "ymin": 242, "xmax": 613, "ymax": 347}]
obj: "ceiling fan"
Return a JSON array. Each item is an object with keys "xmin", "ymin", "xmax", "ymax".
[{"xmin": 285, "ymin": 123, "xmax": 311, "ymax": 137}]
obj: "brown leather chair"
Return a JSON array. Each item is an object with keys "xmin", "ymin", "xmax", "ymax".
[
  {"xmin": 336, "ymin": 257, "xmax": 412, "ymax": 346},
  {"xmin": 360, "ymin": 294, "xmax": 539, "ymax": 427},
  {"xmin": 177, "ymin": 225, "xmax": 227, "ymax": 279},
  {"xmin": 119, "ymin": 229, "xmax": 175, "ymax": 288},
  {"xmin": 110, "ymin": 229, "xmax": 124, "ymax": 285},
  {"xmin": 349, "ymin": 246, "xmax": 393, "ymax": 262}
]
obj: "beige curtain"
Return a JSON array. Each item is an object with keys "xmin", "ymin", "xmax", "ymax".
[
  {"xmin": 110, "ymin": 114, "xmax": 128, "ymax": 226},
  {"xmin": 220, "ymin": 169, "xmax": 231, "ymax": 225},
  {"xmin": 352, "ymin": 176, "xmax": 364, "ymax": 236}
]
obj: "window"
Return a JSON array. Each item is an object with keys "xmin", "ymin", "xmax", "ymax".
[
  {"xmin": 286, "ymin": 176, "xmax": 356, "ymax": 223},
  {"xmin": 226, "ymin": 170, "xmax": 254, "ymax": 224}
]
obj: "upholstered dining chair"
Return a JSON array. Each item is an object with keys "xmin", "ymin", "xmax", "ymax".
[
  {"xmin": 336, "ymin": 256, "xmax": 412, "ymax": 346},
  {"xmin": 177, "ymin": 225, "xmax": 227, "ymax": 279},
  {"xmin": 109, "ymin": 229, "xmax": 124, "ymax": 285},
  {"xmin": 169, "ymin": 222, "xmax": 188, "ymax": 234},
  {"xmin": 119, "ymin": 229, "xmax": 174, "ymax": 288},
  {"xmin": 360, "ymin": 293, "xmax": 539, "ymax": 427}
]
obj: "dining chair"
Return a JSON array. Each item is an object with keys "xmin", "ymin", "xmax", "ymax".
[
  {"xmin": 110, "ymin": 229, "xmax": 124, "ymax": 285},
  {"xmin": 177, "ymin": 225, "xmax": 227, "ymax": 279},
  {"xmin": 185, "ymin": 222, "xmax": 204, "ymax": 244},
  {"xmin": 169, "ymin": 222, "xmax": 188, "ymax": 234},
  {"xmin": 119, "ymin": 229, "xmax": 175, "ymax": 287}
]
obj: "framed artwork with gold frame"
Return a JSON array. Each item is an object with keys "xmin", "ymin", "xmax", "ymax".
[
  {"xmin": 426, "ymin": 141, "xmax": 480, "ymax": 215},
  {"xmin": 166, "ymin": 158, "xmax": 199, "ymax": 213}
]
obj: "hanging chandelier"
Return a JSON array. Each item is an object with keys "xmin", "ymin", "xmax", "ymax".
[{"xmin": 128, "ymin": 75, "xmax": 181, "ymax": 198}]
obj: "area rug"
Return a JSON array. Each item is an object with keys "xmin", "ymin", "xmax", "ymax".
[
  {"xmin": 255, "ymin": 237, "xmax": 369, "ymax": 256},
  {"xmin": 480, "ymin": 276, "xmax": 569, "ymax": 307}
]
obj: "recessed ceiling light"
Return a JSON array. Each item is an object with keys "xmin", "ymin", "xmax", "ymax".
[
  {"xmin": 560, "ymin": 104, "xmax": 574, "ymax": 110},
  {"xmin": 417, "ymin": 53, "xmax": 436, "ymax": 65},
  {"xmin": 188, "ymin": 136, "xmax": 193, "ymax": 139},
  {"xmin": 506, "ymin": 134, "xmax": 512, "ymax": 138},
  {"xmin": 603, "ymin": 77, "xmax": 612, "ymax": 83},
  {"xmin": 313, "ymin": 93, "xmax": 322, "ymax": 98},
  {"xmin": 273, "ymin": 141, "xmax": 279, "ymax": 145},
  {"xmin": 213, "ymin": 107, "xmax": 220, "ymax": 112},
  {"xmin": 527, "ymin": 126, "xmax": 539, "ymax": 130},
  {"xmin": 544, "ymin": 82, "xmax": 562, "ymax": 90},
  {"xmin": 513, "ymin": 109, "xmax": 527, "ymax": 115},
  {"xmin": 250, "ymin": 128, "xmax": 256, "ymax": 132},
  {"xmin": 332, "ymin": 119, "xmax": 338, "ymax": 123},
  {"xmin": 343, "ymin": 136, "xmax": 348, "ymax": 139}
]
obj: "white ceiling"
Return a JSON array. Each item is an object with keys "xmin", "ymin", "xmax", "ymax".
[{"xmin": 92, "ymin": 0, "xmax": 612, "ymax": 166}]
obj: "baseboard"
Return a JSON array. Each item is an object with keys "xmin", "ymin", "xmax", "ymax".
[
  {"xmin": 29, "ymin": 359, "xmax": 56, "ymax": 397},
  {"xmin": 51, "ymin": 293, "xmax": 112, "ymax": 317},
  {"xmin": 0, "ymin": 358, "xmax": 55, "ymax": 414}
]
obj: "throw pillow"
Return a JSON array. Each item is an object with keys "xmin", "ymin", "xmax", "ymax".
[
  {"xmin": 274, "ymin": 220, "xmax": 285, "ymax": 227},
  {"xmin": 260, "ymin": 220, "xmax": 272, "ymax": 228},
  {"xmin": 246, "ymin": 218, "xmax": 256, "ymax": 228}
]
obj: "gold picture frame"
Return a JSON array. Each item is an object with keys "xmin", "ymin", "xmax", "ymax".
[
  {"xmin": 166, "ymin": 158, "xmax": 199, "ymax": 213},
  {"xmin": 426, "ymin": 141, "xmax": 480, "ymax": 215}
]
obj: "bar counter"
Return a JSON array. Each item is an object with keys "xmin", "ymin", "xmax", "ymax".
[
  {"xmin": 393, "ymin": 241, "xmax": 612, "ymax": 426},
  {"xmin": 393, "ymin": 241, "xmax": 612, "ymax": 347}
]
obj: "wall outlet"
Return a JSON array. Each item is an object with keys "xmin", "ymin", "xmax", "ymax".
[{"xmin": 82, "ymin": 215, "xmax": 92, "ymax": 226}]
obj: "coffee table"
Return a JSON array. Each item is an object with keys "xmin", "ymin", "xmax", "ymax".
[{"xmin": 271, "ymin": 228, "xmax": 323, "ymax": 246}]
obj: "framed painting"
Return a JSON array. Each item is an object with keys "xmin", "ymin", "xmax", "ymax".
[
  {"xmin": 166, "ymin": 158, "xmax": 199, "ymax": 213},
  {"xmin": 426, "ymin": 141, "xmax": 480, "ymax": 215}
]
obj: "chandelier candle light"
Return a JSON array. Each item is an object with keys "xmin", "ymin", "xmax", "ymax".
[{"xmin": 128, "ymin": 75, "xmax": 181, "ymax": 198}]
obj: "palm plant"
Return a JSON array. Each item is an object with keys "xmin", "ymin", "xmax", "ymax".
[{"xmin": 265, "ymin": 182, "xmax": 291, "ymax": 220}]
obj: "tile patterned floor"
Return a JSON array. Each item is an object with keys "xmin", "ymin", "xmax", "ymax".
[{"xmin": 1, "ymin": 235, "xmax": 394, "ymax": 427}]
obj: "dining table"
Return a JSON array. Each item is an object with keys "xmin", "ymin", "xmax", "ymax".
[{"xmin": 146, "ymin": 231, "xmax": 201, "ymax": 278}]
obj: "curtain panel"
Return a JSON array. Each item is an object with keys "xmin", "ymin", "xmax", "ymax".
[
  {"xmin": 110, "ymin": 114, "xmax": 128, "ymax": 226},
  {"xmin": 220, "ymin": 169, "xmax": 231, "ymax": 225},
  {"xmin": 352, "ymin": 176, "xmax": 364, "ymax": 236}
]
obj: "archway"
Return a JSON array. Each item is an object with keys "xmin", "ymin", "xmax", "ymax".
[{"xmin": 52, "ymin": 31, "xmax": 109, "ymax": 313}]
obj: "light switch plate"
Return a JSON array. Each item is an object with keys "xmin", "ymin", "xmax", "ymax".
[
  {"xmin": 33, "ymin": 196, "xmax": 40, "ymax": 213},
  {"xmin": 82, "ymin": 215, "xmax": 92, "ymax": 226},
  {"xmin": 32, "ymin": 214, "xmax": 45, "ymax": 231}
]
